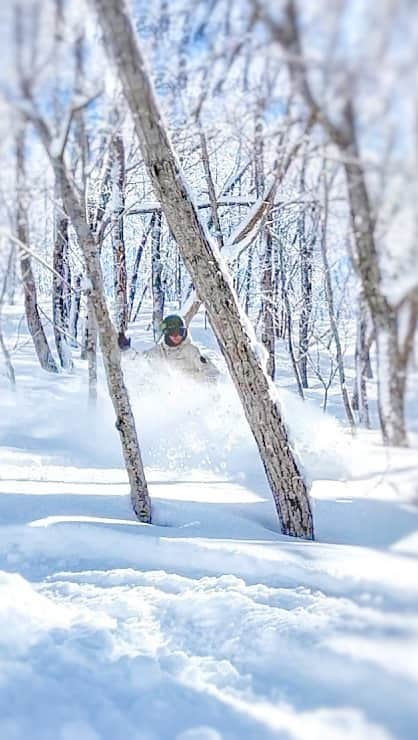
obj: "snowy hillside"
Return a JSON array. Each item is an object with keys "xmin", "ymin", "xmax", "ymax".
[{"xmin": 1, "ymin": 307, "xmax": 417, "ymax": 740}]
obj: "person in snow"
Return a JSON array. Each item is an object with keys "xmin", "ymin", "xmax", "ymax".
[{"xmin": 119, "ymin": 314, "xmax": 220, "ymax": 384}]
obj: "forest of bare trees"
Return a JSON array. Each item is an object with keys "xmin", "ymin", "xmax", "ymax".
[{"xmin": 0, "ymin": 0, "xmax": 417, "ymax": 538}]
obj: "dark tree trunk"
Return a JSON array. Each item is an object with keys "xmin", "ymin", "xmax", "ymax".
[
  {"xmin": 53, "ymin": 201, "xmax": 73, "ymax": 369},
  {"xmin": 128, "ymin": 213, "xmax": 155, "ymax": 320},
  {"xmin": 278, "ymin": 238, "xmax": 304, "ymax": 399},
  {"xmin": 86, "ymin": 295, "xmax": 98, "ymax": 403},
  {"xmin": 110, "ymin": 133, "xmax": 129, "ymax": 338},
  {"xmin": 298, "ymin": 158, "xmax": 315, "ymax": 389},
  {"xmin": 69, "ymin": 273, "xmax": 82, "ymax": 347},
  {"xmin": 352, "ymin": 294, "xmax": 371, "ymax": 427},
  {"xmin": 260, "ymin": 225, "xmax": 275, "ymax": 379},
  {"xmin": 151, "ymin": 210, "xmax": 164, "ymax": 340}
]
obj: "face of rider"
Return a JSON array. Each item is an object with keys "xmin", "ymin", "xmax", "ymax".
[{"xmin": 167, "ymin": 331, "xmax": 184, "ymax": 346}]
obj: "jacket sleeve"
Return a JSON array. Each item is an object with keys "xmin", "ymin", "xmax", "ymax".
[
  {"xmin": 191, "ymin": 345, "xmax": 221, "ymax": 381},
  {"xmin": 121, "ymin": 344, "xmax": 163, "ymax": 364},
  {"xmin": 142, "ymin": 344, "xmax": 164, "ymax": 361}
]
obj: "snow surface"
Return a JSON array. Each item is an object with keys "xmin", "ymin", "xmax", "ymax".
[{"xmin": 1, "ymin": 304, "xmax": 418, "ymax": 740}]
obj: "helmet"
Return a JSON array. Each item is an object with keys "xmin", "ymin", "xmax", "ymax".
[
  {"xmin": 160, "ymin": 314, "xmax": 187, "ymax": 345},
  {"xmin": 161, "ymin": 314, "xmax": 186, "ymax": 336}
]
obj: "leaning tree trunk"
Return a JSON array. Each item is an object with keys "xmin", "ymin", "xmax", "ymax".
[
  {"xmin": 91, "ymin": 0, "xmax": 314, "ymax": 539},
  {"xmin": 59, "ymin": 168, "xmax": 151, "ymax": 520},
  {"xmin": 55, "ymin": 161, "xmax": 151, "ymax": 520},
  {"xmin": 30, "ymin": 110, "xmax": 152, "ymax": 521},
  {"xmin": 16, "ymin": 128, "xmax": 58, "ymax": 373}
]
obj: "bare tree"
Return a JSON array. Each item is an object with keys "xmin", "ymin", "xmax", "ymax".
[
  {"xmin": 15, "ymin": 127, "xmax": 58, "ymax": 374},
  {"xmin": 254, "ymin": 0, "xmax": 417, "ymax": 446},
  {"xmin": 19, "ymin": 81, "xmax": 151, "ymax": 521},
  {"xmin": 89, "ymin": 0, "xmax": 314, "ymax": 539}
]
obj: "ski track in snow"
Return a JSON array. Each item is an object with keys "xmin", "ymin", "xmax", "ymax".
[{"xmin": 0, "ymin": 307, "xmax": 418, "ymax": 740}]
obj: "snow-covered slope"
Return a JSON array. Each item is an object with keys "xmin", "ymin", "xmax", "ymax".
[{"xmin": 0, "ymin": 306, "xmax": 417, "ymax": 740}]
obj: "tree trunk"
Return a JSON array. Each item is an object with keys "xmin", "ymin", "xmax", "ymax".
[
  {"xmin": 128, "ymin": 213, "xmax": 155, "ymax": 320},
  {"xmin": 151, "ymin": 210, "xmax": 164, "ymax": 340},
  {"xmin": 256, "ymin": 115, "xmax": 275, "ymax": 379},
  {"xmin": 69, "ymin": 273, "xmax": 82, "ymax": 347},
  {"xmin": 133, "ymin": 284, "xmax": 148, "ymax": 322},
  {"xmin": 343, "ymin": 123, "xmax": 409, "ymax": 444},
  {"xmin": 260, "ymin": 224, "xmax": 275, "ymax": 379},
  {"xmin": 110, "ymin": 132, "xmax": 129, "ymax": 337},
  {"xmin": 278, "ymin": 238, "xmax": 304, "ymax": 400},
  {"xmin": 320, "ymin": 182, "xmax": 355, "ymax": 429},
  {"xmin": 0, "ymin": 248, "xmax": 17, "ymax": 388},
  {"xmin": 298, "ymin": 157, "xmax": 315, "ymax": 389},
  {"xmin": 53, "ymin": 196, "xmax": 73, "ymax": 369},
  {"xmin": 29, "ymin": 109, "xmax": 152, "ymax": 521},
  {"xmin": 90, "ymin": 0, "xmax": 314, "ymax": 539},
  {"xmin": 352, "ymin": 294, "xmax": 371, "ymax": 428},
  {"xmin": 199, "ymin": 129, "xmax": 224, "ymax": 249},
  {"xmin": 244, "ymin": 244, "xmax": 254, "ymax": 315},
  {"xmin": 83, "ymin": 296, "xmax": 97, "ymax": 403},
  {"xmin": 6, "ymin": 245, "xmax": 17, "ymax": 305},
  {"xmin": 258, "ymin": 0, "xmax": 415, "ymax": 447},
  {"xmin": 16, "ymin": 128, "xmax": 58, "ymax": 374},
  {"xmin": 375, "ymin": 305, "xmax": 416, "ymax": 448},
  {"xmin": 60, "ymin": 170, "xmax": 151, "ymax": 519}
]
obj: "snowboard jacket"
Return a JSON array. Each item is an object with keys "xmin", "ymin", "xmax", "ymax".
[{"xmin": 127, "ymin": 334, "xmax": 220, "ymax": 383}]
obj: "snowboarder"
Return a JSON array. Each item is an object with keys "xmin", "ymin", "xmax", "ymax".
[{"xmin": 119, "ymin": 314, "xmax": 220, "ymax": 383}]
